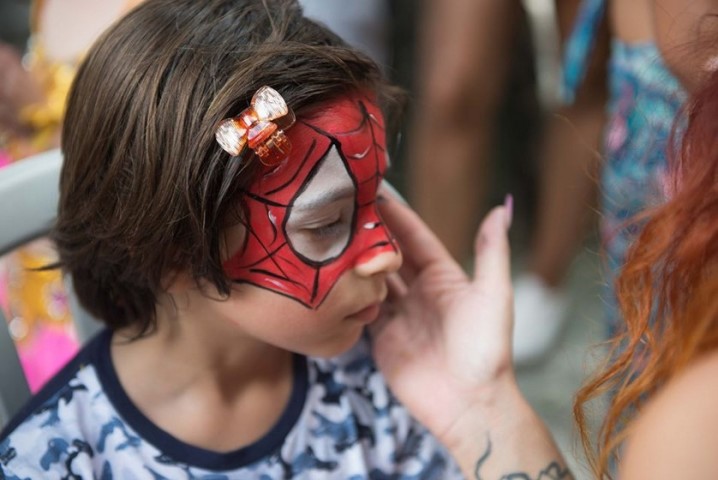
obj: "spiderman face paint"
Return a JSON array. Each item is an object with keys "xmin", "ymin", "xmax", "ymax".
[{"xmin": 223, "ymin": 94, "xmax": 397, "ymax": 308}]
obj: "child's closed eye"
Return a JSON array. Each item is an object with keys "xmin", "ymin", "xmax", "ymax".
[
  {"xmin": 288, "ymin": 205, "xmax": 354, "ymax": 262},
  {"xmin": 304, "ymin": 217, "xmax": 346, "ymax": 239}
]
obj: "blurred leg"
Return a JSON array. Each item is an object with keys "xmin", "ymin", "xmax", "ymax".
[
  {"xmin": 408, "ymin": 0, "xmax": 521, "ymax": 263},
  {"xmin": 512, "ymin": 0, "xmax": 610, "ymax": 366},
  {"xmin": 527, "ymin": 0, "xmax": 608, "ymax": 287}
]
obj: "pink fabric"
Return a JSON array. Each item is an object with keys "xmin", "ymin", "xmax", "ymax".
[
  {"xmin": 0, "ymin": 150, "xmax": 11, "ymax": 168},
  {"xmin": 18, "ymin": 326, "xmax": 79, "ymax": 392}
]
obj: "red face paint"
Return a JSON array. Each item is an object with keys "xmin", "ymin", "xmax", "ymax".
[{"xmin": 223, "ymin": 94, "xmax": 397, "ymax": 308}]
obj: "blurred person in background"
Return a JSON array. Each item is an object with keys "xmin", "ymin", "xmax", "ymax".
[
  {"xmin": 407, "ymin": 0, "xmax": 606, "ymax": 366},
  {"xmin": 513, "ymin": 0, "xmax": 609, "ymax": 366},
  {"xmin": 566, "ymin": 0, "xmax": 718, "ymax": 343},
  {"xmin": 407, "ymin": 0, "xmax": 523, "ymax": 267},
  {"xmin": 516, "ymin": 0, "xmax": 718, "ymax": 363},
  {"xmin": 408, "ymin": 0, "xmax": 718, "ymax": 366},
  {"xmin": 0, "ymin": 0, "xmax": 142, "ymax": 392}
]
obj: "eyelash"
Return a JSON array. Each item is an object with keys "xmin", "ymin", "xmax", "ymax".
[{"xmin": 307, "ymin": 217, "xmax": 345, "ymax": 239}]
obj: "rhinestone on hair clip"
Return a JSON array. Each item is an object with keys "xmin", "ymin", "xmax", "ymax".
[{"xmin": 215, "ymin": 86, "xmax": 296, "ymax": 166}]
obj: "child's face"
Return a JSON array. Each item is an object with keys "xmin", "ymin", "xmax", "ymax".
[
  {"xmin": 215, "ymin": 93, "xmax": 402, "ymax": 356},
  {"xmin": 224, "ymin": 93, "xmax": 399, "ymax": 308}
]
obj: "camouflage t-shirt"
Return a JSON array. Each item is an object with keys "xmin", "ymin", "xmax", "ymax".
[{"xmin": 0, "ymin": 330, "xmax": 462, "ymax": 479}]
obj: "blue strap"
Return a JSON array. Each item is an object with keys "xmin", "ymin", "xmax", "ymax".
[{"xmin": 561, "ymin": 0, "xmax": 607, "ymax": 104}]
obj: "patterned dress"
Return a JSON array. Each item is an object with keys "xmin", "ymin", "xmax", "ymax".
[
  {"xmin": 600, "ymin": 40, "xmax": 685, "ymax": 332},
  {"xmin": 562, "ymin": 0, "xmax": 686, "ymax": 335},
  {"xmin": 0, "ymin": 332, "xmax": 463, "ymax": 479}
]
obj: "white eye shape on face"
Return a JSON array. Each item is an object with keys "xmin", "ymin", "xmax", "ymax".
[{"xmin": 285, "ymin": 144, "xmax": 357, "ymax": 264}]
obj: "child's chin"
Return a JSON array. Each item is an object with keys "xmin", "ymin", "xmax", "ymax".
[{"xmin": 311, "ymin": 332, "xmax": 363, "ymax": 359}]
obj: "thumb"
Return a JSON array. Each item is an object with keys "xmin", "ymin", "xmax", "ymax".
[{"xmin": 472, "ymin": 199, "xmax": 512, "ymax": 291}]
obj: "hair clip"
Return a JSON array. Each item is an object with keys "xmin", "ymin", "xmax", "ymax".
[{"xmin": 215, "ymin": 86, "xmax": 296, "ymax": 166}]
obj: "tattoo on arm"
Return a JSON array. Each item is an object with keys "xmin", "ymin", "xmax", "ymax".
[{"xmin": 474, "ymin": 436, "xmax": 574, "ymax": 480}]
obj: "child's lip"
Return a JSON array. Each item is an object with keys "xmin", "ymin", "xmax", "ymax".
[{"xmin": 346, "ymin": 303, "xmax": 381, "ymax": 323}]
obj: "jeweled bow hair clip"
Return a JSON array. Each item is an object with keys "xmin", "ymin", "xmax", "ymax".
[{"xmin": 215, "ymin": 86, "xmax": 296, "ymax": 166}]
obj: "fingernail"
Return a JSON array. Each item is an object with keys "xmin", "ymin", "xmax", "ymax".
[{"xmin": 504, "ymin": 194, "xmax": 513, "ymax": 229}]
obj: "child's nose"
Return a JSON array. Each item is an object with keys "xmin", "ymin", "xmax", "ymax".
[{"xmin": 354, "ymin": 248, "xmax": 402, "ymax": 278}]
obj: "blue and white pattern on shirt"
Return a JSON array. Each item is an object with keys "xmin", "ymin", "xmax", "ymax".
[{"xmin": 0, "ymin": 330, "xmax": 462, "ymax": 479}]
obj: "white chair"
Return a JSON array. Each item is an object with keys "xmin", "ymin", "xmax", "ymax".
[{"xmin": 0, "ymin": 149, "xmax": 100, "ymax": 427}]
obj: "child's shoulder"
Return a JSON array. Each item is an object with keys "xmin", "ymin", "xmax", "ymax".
[
  {"xmin": 0, "ymin": 330, "xmax": 109, "ymax": 438},
  {"xmin": 0, "ymin": 330, "xmax": 112, "ymax": 476}
]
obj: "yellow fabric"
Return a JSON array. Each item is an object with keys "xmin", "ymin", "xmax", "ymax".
[
  {"xmin": 18, "ymin": 42, "xmax": 75, "ymax": 151},
  {"xmin": 4, "ymin": 247, "xmax": 73, "ymax": 346}
]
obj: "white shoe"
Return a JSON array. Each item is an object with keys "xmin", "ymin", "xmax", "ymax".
[{"xmin": 512, "ymin": 273, "xmax": 569, "ymax": 367}]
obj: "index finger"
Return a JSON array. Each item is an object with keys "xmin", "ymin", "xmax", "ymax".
[{"xmin": 378, "ymin": 186, "xmax": 456, "ymax": 272}]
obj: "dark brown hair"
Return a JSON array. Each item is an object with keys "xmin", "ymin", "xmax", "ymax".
[{"xmin": 55, "ymin": 0, "xmax": 402, "ymax": 334}]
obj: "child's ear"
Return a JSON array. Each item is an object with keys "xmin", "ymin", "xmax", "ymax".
[
  {"xmin": 221, "ymin": 220, "xmax": 248, "ymax": 261},
  {"xmin": 161, "ymin": 269, "xmax": 194, "ymax": 294}
]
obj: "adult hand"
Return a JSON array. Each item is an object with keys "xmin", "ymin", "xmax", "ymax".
[{"xmin": 371, "ymin": 192, "xmax": 515, "ymax": 447}]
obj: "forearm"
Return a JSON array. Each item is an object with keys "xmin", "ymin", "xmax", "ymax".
[{"xmin": 442, "ymin": 379, "xmax": 573, "ymax": 480}]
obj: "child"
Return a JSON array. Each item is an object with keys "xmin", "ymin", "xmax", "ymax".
[{"xmin": 0, "ymin": 0, "xmax": 465, "ymax": 477}]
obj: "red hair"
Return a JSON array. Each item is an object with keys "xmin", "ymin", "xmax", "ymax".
[{"xmin": 574, "ymin": 69, "xmax": 718, "ymax": 478}]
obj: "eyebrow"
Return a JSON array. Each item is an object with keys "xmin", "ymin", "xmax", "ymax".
[{"xmin": 292, "ymin": 185, "xmax": 356, "ymax": 212}]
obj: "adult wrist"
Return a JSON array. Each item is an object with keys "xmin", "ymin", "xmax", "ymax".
[
  {"xmin": 438, "ymin": 373, "xmax": 524, "ymax": 452},
  {"xmin": 438, "ymin": 376, "xmax": 568, "ymax": 479}
]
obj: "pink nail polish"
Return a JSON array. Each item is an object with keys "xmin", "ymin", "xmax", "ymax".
[{"xmin": 504, "ymin": 194, "xmax": 513, "ymax": 229}]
